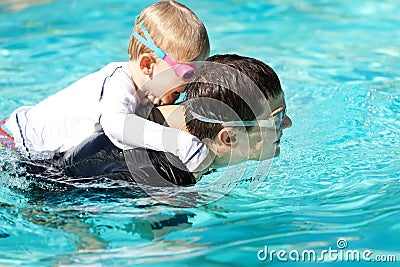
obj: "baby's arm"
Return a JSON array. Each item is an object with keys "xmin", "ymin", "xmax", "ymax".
[
  {"xmin": 127, "ymin": 114, "xmax": 210, "ymax": 172},
  {"xmin": 104, "ymin": 112, "xmax": 209, "ymax": 172},
  {"xmin": 99, "ymin": 69, "xmax": 210, "ymax": 172}
]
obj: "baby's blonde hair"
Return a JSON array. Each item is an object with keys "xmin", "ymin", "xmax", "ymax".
[{"xmin": 128, "ymin": 0, "xmax": 210, "ymax": 63}]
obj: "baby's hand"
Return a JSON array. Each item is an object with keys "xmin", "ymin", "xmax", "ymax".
[
  {"xmin": 141, "ymin": 90, "xmax": 182, "ymax": 106},
  {"xmin": 192, "ymin": 140, "xmax": 216, "ymax": 174},
  {"xmin": 141, "ymin": 94, "xmax": 160, "ymax": 105}
]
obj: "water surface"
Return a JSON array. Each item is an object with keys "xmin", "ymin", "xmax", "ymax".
[{"xmin": 0, "ymin": 0, "xmax": 399, "ymax": 266}]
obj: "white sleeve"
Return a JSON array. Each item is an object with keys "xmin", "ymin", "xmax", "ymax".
[
  {"xmin": 103, "ymin": 110, "xmax": 210, "ymax": 172},
  {"xmin": 124, "ymin": 114, "xmax": 209, "ymax": 172},
  {"xmin": 98, "ymin": 69, "xmax": 139, "ymax": 146}
]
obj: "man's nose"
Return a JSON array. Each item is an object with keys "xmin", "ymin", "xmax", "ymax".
[{"xmin": 281, "ymin": 115, "xmax": 292, "ymax": 129}]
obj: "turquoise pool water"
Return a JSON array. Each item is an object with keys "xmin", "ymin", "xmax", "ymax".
[{"xmin": 1, "ymin": 0, "xmax": 399, "ymax": 266}]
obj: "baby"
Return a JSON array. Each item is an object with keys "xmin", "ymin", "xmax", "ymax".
[{"xmin": 2, "ymin": 0, "xmax": 211, "ymax": 172}]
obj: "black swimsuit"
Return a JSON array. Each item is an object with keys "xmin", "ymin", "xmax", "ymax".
[{"xmin": 23, "ymin": 107, "xmax": 196, "ymax": 187}]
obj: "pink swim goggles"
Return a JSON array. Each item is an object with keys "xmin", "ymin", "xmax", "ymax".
[{"xmin": 132, "ymin": 21, "xmax": 196, "ymax": 82}]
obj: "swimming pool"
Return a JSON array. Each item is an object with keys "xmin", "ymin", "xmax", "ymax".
[{"xmin": 1, "ymin": 0, "xmax": 399, "ymax": 266}]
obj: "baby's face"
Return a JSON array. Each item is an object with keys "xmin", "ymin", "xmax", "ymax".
[
  {"xmin": 140, "ymin": 53, "xmax": 207, "ymax": 105},
  {"xmin": 140, "ymin": 58, "xmax": 188, "ymax": 104}
]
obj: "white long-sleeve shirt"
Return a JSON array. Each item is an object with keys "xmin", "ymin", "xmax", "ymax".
[{"xmin": 5, "ymin": 62, "xmax": 208, "ymax": 171}]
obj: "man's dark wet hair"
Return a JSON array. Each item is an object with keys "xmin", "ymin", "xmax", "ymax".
[{"xmin": 183, "ymin": 54, "xmax": 283, "ymax": 140}]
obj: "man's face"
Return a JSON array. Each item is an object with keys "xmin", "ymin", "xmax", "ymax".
[
  {"xmin": 220, "ymin": 94, "xmax": 292, "ymax": 166},
  {"xmin": 248, "ymin": 94, "xmax": 291, "ymax": 160}
]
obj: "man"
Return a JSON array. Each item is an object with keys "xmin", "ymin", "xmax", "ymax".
[{"xmin": 27, "ymin": 54, "xmax": 292, "ymax": 187}]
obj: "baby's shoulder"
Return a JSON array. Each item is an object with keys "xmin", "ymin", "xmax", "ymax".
[{"xmin": 101, "ymin": 62, "xmax": 128, "ymax": 73}]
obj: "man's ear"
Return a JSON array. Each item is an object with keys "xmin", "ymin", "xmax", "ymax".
[
  {"xmin": 218, "ymin": 128, "xmax": 238, "ymax": 147},
  {"xmin": 138, "ymin": 53, "xmax": 156, "ymax": 77}
]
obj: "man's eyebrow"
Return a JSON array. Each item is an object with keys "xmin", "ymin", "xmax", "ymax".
[
  {"xmin": 274, "ymin": 105, "xmax": 286, "ymax": 114},
  {"xmin": 256, "ymin": 104, "xmax": 284, "ymax": 120}
]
